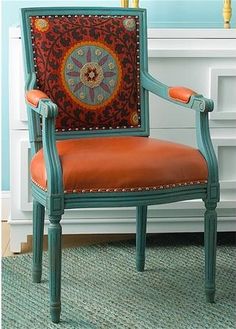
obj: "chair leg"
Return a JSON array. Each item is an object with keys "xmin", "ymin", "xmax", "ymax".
[
  {"xmin": 204, "ymin": 201, "xmax": 217, "ymax": 303},
  {"xmin": 48, "ymin": 215, "xmax": 62, "ymax": 323},
  {"xmin": 32, "ymin": 200, "xmax": 45, "ymax": 283},
  {"xmin": 136, "ymin": 205, "xmax": 147, "ymax": 272}
]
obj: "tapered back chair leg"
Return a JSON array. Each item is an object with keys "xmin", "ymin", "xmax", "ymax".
[
  {"xmin": 48, "ymin": 215, "xmax": 62, "ymax": 323},
  {"xmin": 204, "ymin": 201, "xmax": 217, "ymax": 303},
  {"xmin": 32, "ymin": 200, "xmax": 45, "ymax": 283},
  {"xmin": 136, "ymin": 206, "xmax": 147, "ymax": 272}
]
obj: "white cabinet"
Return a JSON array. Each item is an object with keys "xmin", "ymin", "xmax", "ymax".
[{"xmin": 9, "ymin": 27, "xmax": 236, "ymax": 252}]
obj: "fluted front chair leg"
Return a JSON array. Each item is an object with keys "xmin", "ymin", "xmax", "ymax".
[
  {"xmin": 136, "ymin": 206, "xmax": 147, "ymax": 272},
  {"xmin": 48, "ymin": 215, "xmax": 62, "ymax": 323},
  {"xmin": 204, "ymin": 201, "xmax": 217, "ymax": 303},
  {"xmin": 32, "ymin": 200, "xmax": 45, "ymax": 283}
]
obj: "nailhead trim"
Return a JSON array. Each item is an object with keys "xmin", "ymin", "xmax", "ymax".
[
  {"xmin": 32, "ymin": 179, "xmax": 208, "ymax": 194},
  {"xmin": 29, "ymin": 14, "xmax": 142, "ymax": 132},
  {"xmin": 54, "ymin": 124, "xmax": 138, "ymax": 132}
]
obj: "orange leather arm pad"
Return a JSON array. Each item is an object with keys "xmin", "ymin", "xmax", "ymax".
[
  {"xmin": 168, "ymin": 87, "xmax": 197, "ymax": 104},
  {"xmin": 25, "ymin": 89, "xmax": 49, "ymax": 108}
]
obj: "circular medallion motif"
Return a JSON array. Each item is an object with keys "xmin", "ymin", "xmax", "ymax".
[
  {"xmin": 62, "ymin": 42, "xmax": 122, "ymax": 109},
  {"xmin": 80, "ymin": 62, "xmax": 104, "ymax": 88},
  {"xmin": 123, "ymin": 18, "xmax": 136, "ymax": 31},
  {"xmin": 34, "ymin": 18, "xmax": 49, "ymax": 32}
]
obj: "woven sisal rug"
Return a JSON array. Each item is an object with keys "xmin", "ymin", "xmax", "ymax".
[{"xmin": 2, "ymin": 233, "xmax": 236, "ymax": 328}]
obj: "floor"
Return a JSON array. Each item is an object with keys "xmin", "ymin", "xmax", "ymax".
[{"xmin": 1, "ymin": 220, "xmax": 133, "ymax": 257}]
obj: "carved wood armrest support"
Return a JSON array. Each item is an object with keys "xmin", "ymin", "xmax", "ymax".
[
  {"xmin": 25, "ymin": 88, "xmax": 63, "ymax": 200},
  {"xmin": 141, "ymin": 71, "xmax": 219, "ymax": 196},
  {"xmin": 41, "ymin": 114, "xmax": 64, "ymax": 201}
]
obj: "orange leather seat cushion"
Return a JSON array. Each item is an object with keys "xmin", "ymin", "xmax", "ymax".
[{"xmin": 31, "ymin": 136, "xmax": 208, "ymax": 193}]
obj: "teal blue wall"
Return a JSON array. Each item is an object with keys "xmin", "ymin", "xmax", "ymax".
[{"xmin": 1, "ymin": 0, "xmax": 235, "ymax": 190}]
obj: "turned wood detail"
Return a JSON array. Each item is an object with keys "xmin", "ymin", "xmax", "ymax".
[
  {"xmin": 121, "ymin": 0, "xmax": 139, "ymax": 8},
  {"xmin": 132, "ymin": 0, "xmax": 139, "ymax": 8},
  {"xmin": 121, "ymin": 0, "xmax": 129, "ymax": 7},
  {"xmin": 48, "ymin": 215, "xmax": 62, "ymax": 323},
  {"xmin": 223, "ymin": 0, "xmax": 232, "ymax": 29}
]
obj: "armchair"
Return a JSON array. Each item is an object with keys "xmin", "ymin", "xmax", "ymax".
[{"xmin": 21, "ymin": 6, "xmax": 219, "ymax": 323}]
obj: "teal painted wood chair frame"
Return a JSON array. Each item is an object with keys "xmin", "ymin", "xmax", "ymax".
[{"xmin": 21, "ymin": 7, "xmax": 219, "ymax": 323}]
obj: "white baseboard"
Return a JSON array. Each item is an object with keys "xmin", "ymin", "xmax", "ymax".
[
  {"xmin": 1, "ymin": 191, "xmax": 10, "ymax": 220},
  {"xmin": 8, "ymin": 216, "xmax": 236, "ymax": 253}
]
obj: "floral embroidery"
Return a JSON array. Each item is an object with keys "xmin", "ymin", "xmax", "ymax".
[
  {"xmin": 123, "ymin": 18, "xmax": 136, "ymax": 31},
  {"xmin": 62, "ymin": 42, "xmax": 122, "ymax": 110},
  {"xmin": 95, "ymin": 49, "xmax": 102, "ymax": 56},
  {"xmin": 80, "ymin": 62, "xmax": 104, "ymax": 88},
  {"xmin": 97, "ymin": 94, "xmax": 104, "ymax": 102},
  {"xmin": 34, "ymin": 18, "xmax": 49, "ymax": 32},
  {"xmin": 130, "ymin": 111, "xmax": 139, "ymax": 125},
  {"xmin": 67, "ymin": 63, "xmax": 74, "ymax": 70},
  {"xmin": 109, "ymin": 79, "xmax": 115, "ymax": 87},
  {"xmin": 108, "ymin": 62, "xmax": 115, "ymax": 70},
  {"xmin": 77, "ymin": 49, "xmax": 84, "ymax": 56},
  {"xmin": 30, "ymin": 15, "xmax": 140, "ymax": 130},
  {"xmin": 68, "ymin": 79, "xmax": 75, "ymax": 86},
  {"xmin": 79, "ymin": 92, "xmax": 86, "ymax": 99}
]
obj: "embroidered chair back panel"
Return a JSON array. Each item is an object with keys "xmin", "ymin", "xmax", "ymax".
[{"xmin": 29, "ymin": 11, "xmax": 145, "ymax": 133}]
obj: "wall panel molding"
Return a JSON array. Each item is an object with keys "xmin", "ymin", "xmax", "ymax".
[{"xmin": 210, "ymin": 68, "xmax": 236, "ymax": 121}]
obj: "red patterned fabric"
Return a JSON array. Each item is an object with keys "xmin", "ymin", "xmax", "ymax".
[{"xmin": 30, "ymin": 15, "xmax": 141, "ymax": 131}]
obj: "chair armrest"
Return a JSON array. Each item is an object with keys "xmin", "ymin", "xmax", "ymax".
[
  {"xmin": 141, "ymin": 72, "xmax": 214, "ymax": 113},
  {"xmin": 26, "ymin": 89, "xmax": 58, "ymax": 118},
  {"xmin": 26, "ymin": 89, "xmax": 63, "ymax": 202},
  {"xmin": 142, "ymin": 72, "xmax": 219, "ymax": 195},
  {"xmin": 168, "ymin": 87, "xmax": 197, "ymax": 103}
]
